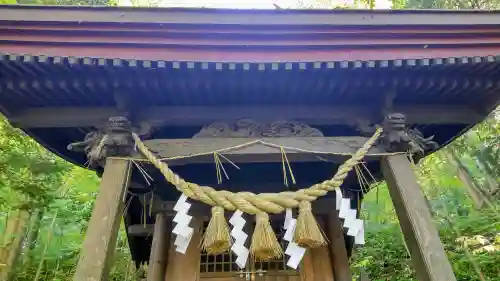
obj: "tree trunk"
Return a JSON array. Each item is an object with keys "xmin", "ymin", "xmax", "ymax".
[
  {"xmin": 474, "ymin": 158, "xmax": 498, "ymax": 195},
  {"xmin": 22, "ymin": 208, "xmax": 44, "ymax": 266},
  {"xmin": 444, "ymin": 150, "xmax": 487, "ymax": 209},
  {"xmin": 0, "ymin": 209, "xmax": 31, "ymax": 281}
]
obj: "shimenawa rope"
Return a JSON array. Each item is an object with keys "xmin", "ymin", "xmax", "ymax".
[
  {"xmin": 131, "ymin": 127, "xmax": 383, "ymax": 214},
  {"xmin": 131, "ymin": 127, "xmax": 383, "ymax": 260}
]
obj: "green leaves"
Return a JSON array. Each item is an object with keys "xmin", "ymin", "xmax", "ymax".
[{"xmin": 356, "ymin": 109, "xmax": 500, "ymax": 280}]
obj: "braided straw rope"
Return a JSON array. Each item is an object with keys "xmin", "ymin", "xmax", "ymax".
[{"xmin": 131, "ymin": 127, "xmax": 383, "ymax": 215}]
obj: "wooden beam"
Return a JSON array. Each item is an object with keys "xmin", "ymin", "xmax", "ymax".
[
  {"xmin": 140, "ymin": 195, "xmax": 343, "ymax": 216},
  {"xmin": 128, "ymin": 224, "xmax": 155, "ymax": 237},
  {"xmin": 73, "ymin": 159, "xmax": 131, "ymax": 281},
  {"xmin": 147, "ymin": 213, "xmax": 171, "ymax": 281},
  {"xmin": 10, "ymin": 105, "xmax": 481, "ymax": 129},
  {"xmin": 132, "ymin": 136, "xmax": 391, "ymax": 166},
  {"xmin": 381, "ymin": 155, "xmax": 456, "ymax": 281},
  {"xmin": 325, "ymin": 206, "xmax": 352, "ymax": 281}
]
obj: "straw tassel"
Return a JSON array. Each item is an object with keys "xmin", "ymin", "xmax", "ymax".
[
  {"xmin": 294, "ymin": 201, "xmax": 326, "ymax": 248},
  {"xmin": 201, "ymin": 206, "xmax": 232, "ymax": 255},
  {"xmin": 250, "ymin": 212, "xmax": 283, "ymax": 261}
]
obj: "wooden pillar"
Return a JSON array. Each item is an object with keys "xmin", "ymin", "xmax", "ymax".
[
  {"xmin": 300, "ymin": 246, "xmax": 335, "ymax": 281},
  {"xmin": 73, "ymin": 159, "xmax": 131, "ymax": 281},
  {"xmin": 381, "ymin": 155, "xmax": 456, "ymax": 281},
  {"xmin": 164, "ymin": 218, "xmax": 201, "ymax": 281},
  {"xmin": 147, "ymin": 213, "xmax": 171, "ymax": 281},
  {"xmin": 325, "ymin": 209, "xmax": 352, "ymax": 281}
]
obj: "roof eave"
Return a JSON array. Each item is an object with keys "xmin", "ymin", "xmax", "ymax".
[{"xmin": 2, "ymin": 5, "xmax": 500, "ymax": 27}]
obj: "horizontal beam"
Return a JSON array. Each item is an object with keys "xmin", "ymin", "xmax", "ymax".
[
  {"xmin": 10, "ymin": 105, "xmax": 481, "ymax": 129},
  {"xmin": 128, "ymin": 224, "xmax": 154, "ymax": 237},
  {"xmin": 133, "ymin": 136, "xmax": 391, "ymax": 165},
  {"xmin": 138, "ymin": 196, "xmax": 343, "ymax": 217}
]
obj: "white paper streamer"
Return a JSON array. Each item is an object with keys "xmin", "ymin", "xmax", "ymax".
[
  {"xmin": 343, "ymin": 209, "xmax": 357, "ymax": 230},
  {"xmin": 283, "ymin": 218, "xmax": 296, "ymax": 242},
  {"xmin": 284, "ymin": 208, "xmax": 293, "ymax": 230},
  {"xmin": 172, "ymin": 194, "xmax": 194, "ymax": 253},
  {"xmin": 335, "ymin": 189, "xmax": 365, "ymax": 245},
  {"xmin": 355, "ymin": 222, "xmax": 365, "ymax": 245},
  {"xmin": 229, "ymin": 210, "xmax": 249, "ymax": 269},
  {"xmin": 338, "ymin": 198, "xmax": 351, "ymax": 219},
  {"xmin": 283, "ymin": 214, "xmax": 306, "ymax": 270},
  {"xmin": 335, "ymin": 188, "xmax": 342, "ymax": 211},
  {"xmin": 286, "ymin": 243, "xmax": 306, "ymax": 270},
  {"xmin": 346, "ymin": 219, "xmax": 363, "ymax": 236}
]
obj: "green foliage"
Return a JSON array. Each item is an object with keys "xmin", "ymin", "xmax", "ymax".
[
  {"xmin": 353, "ymin": 209, "xmax": 500, "ymax": 281},
  {"xmin": 0, "ymin": 116, "xmax": 136, "ymax": 281},
  {"xmin": 3, "ymin": 0, "xmax": 118, "ymax": 6},
  {"xmin": 396, "ymin": 0, "xmax": 500, "ymax": 10},
  {"xmin": 1, "ymin": 110, "xmax": 498, "ymax": 281},
  {"xmin": 353, "ymin": 113, "xmax": 500, "ymax": 280},
  {"xmin": 0, "ymin": 1, "xmax": 498, "ymax": 279},
  {"xmin": 0, "ymin": 116, "xmax": 71, "ymax": 210}
]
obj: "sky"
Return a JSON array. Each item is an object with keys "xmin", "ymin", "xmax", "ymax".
[{"xmin": 119, "ymin": 0, "xmax": 392, "ymax": 9}]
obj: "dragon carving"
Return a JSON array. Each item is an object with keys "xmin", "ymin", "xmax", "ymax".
[
  {"xmin": 355, "ymin": 113, "xmax": 438, "ymax": 157},
  {"xmin": 67, "ymin": 117, "xmax": 135, "ymax": 168}
]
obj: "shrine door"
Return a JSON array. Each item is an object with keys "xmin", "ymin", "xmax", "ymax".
[{"xmin": 164, "ymin": 217, "xmax": 333, "ymax": 281}]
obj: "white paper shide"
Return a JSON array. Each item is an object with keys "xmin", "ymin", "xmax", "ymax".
[
  {"xmin": 172, "ymin": 194, "xmax": 194, "ymax": 254},
  {"xmin": 229, "ymin": 210, "xmax": 249, "ymax": 269},
  {"xmin": 283, "ymin": 208, "xmax": 306, "ymax": 270},
  {"xmin": 336, "ymin": 188, "xmax": 364, "ymax": 245}
]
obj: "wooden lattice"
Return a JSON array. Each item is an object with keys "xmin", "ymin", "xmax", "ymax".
[{"xmin": 199, "ymin": 220, "xmax": 299, "ymax": 275}]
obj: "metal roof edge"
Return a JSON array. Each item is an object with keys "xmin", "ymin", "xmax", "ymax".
[
  {"xmin": 2, "ymin": 5, "xmax": 500, "ymax": 26},
  {"xmin": 1, "ymin": 5, "xmax": 500, "ymax": 14}
]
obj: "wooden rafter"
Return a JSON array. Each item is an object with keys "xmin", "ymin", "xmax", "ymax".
[{"xmin": 9, "ymin": 105, "xmax": 482, "ymax": 129}]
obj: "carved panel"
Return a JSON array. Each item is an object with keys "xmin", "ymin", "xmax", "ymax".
[{"xmin": 193, "ymin": 119, "xmax": 324, "ymax": 138}]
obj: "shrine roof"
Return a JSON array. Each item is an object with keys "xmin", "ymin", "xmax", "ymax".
[
  {"xmin": 2, "ymin": 6, "xmax": 500, "ymax": 265},
  {"xmin": 0, "ymin": 5, "xmax": 499, "ymax": 168},
  {"xmin": 2, "ymin": 5, "xmax": 500, "ymax": 62}
]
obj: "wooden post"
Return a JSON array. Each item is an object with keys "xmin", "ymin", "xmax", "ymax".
[
  {"xmin": 164, "ymin": 218, "xmax": 201, "ymax": 281},
  {"xmin": 73, "ymin": 159, "xmax": 131, "ymax": 281},
  {"xmin": 300, "ymin": 247, "xmax": 335, "ymax": 281},
  {"xmin": 381, "ymin": 155, "xmax": 456, "ymax": 281},
  {"xmin": 325, "ymin": 209, "xmax": 352, "ymax": 281},
  {"xmin": 147, "ymin": 213, "xmax": 171, "ymax": 281}
]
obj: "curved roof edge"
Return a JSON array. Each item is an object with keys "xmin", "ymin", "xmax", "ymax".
[
  {"xmin": 2, "ymin": 5, "xmax": 500, "ymax": 26},
  {"xmin": 2, "ymin": 4, "xmax": 500, "ymax": 14}
]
